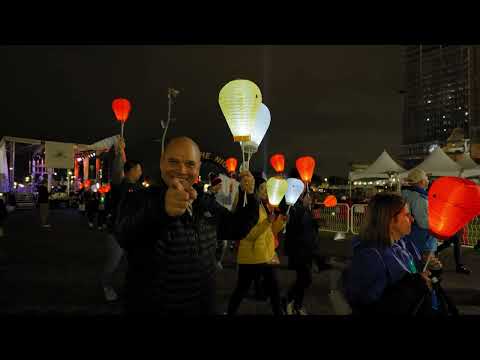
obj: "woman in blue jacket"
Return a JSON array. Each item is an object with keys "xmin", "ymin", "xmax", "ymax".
[{"xmin": 344, "ymin": 192, "xmax": 435, "ymax": 315}]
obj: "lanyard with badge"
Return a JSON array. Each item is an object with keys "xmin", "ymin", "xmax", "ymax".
[
  {"xmin": 392, "ymin": 245, "xmax": 439, "ymax": 310},
  {"xmin": 390, "ymin": 246, "xmax": 417, "ymax": 274}
]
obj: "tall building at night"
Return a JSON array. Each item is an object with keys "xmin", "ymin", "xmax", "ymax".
[{"xmin": 400, "ymin": 45, "xmax": 480, "ymax": 167}]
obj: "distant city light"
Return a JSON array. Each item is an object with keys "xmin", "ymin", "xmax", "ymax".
[
  {"xmin": 465, "ymin": 111, "xmax": 469, "ymax": 116},
  {"xmin": 77, "ymin": 158, "xmax": 82, "ymax": 162}
]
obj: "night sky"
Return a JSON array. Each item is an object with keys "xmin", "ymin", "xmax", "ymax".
[{"xmin": 0, "ymin": 45, "xmax": 405, "ymax": 178}]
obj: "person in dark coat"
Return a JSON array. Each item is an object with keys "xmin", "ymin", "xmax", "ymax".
[
  {"xmin": 115, "ymin": 137, "xmax": 259, "ymax": 316},
  {"xmin": 0, "ymin": 196, "xmax": 7, "ymax": 237},
  {"xmin": 344, "ymin": 192, "xmax": 448, "ymax": 316},
  {"xmin": 37, "ymin": 181, "xmax": 50, "ymax": 228},
  {"xmin": 283, "ymin": 192, "xmax": 319, "ymax": 315},
  {"xmin": 101, "ymin": 159, "xmax": 143, "ymax": 302}
]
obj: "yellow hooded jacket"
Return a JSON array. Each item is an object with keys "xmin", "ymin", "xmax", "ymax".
[{"xmin": 237, "ymin": 203, "xmax": 285, "ymax": 264}]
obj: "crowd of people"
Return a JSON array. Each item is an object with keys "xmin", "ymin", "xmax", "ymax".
[{"xmin": 17, "ymin": 135, "xmax": 476, "ymax": 316}]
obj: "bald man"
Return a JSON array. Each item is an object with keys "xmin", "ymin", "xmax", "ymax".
[{"xmin": 115, "ymin": 137, "xmax": 259, "ymax": 316}]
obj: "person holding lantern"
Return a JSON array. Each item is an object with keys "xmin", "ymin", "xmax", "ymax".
[
  {"xmin": 283, "ymin": 191, "xmax": 320, "ymax": 315},
  {"xmin": 401, "ymin": 169, "xmax": 444, "ymax": 273},
  {"xmin": 207, "ymin": 173, "xmax": 237, "ymax": 270},
  {"xmin": 102, "ymin": 159, "xmax": 143, "ymax": 302},
  {"xmin": 226, "ymin": 176, "xmax": 286, "ymax": 316},
  {"xmin": 114, "ymin": 137, "xmax": 259, "ymax": 316},
  {"xmin": 344, "ymin": 192, "xmax": 443, "ymax": 316}
]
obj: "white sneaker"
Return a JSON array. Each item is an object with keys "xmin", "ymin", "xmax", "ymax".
[
  {"xmin": 42, "ymin": 224, "xmax": 52, "ymax": 228},
  {"xmin": 103, "ymin": 286, "xmax": 118, "ymax": 302},
  {"xmin": 88, "ymin": 223, "xmax": 93, "ymax": 229},
  {"xmin": 98, "ymin": 226, "xmax": 102, "ymax": 231},
  {"xmin": 295, "ymin": 307, "xmax": 308, "ymax": 316}
]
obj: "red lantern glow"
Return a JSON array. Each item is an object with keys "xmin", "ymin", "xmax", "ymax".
[
  {"xmin": 225, "ymin": 157, "xmax": 238, "ymax": 173},
  {"xmin": 270, "ymin": 153, "xmax": 285, "ymax": 173},
  {"xmin": 84, "ymin": 179, "xmax": 91, "ymax": 188},
  {"xmin": 98, "ymin": 183, "xmax": 111, "ymax": 194},
  {"xmin": 429, "ymin": 176, "xmax": 480, "ymax": 238},
  {"xmin": 112, "ymin": 98, "xmax": 131, "ymax": 123},
  {"xmin": 323, "ymin": 195, "xmax": 337, "ymax": 208},
  {"xmin": 295, "ymin": 156, "xmax": 316, "ymax": 183}
]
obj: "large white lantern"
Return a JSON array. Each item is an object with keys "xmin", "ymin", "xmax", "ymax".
[{"xmin": 218, "ymin": 79, "xmax": 262, "ymax": 142}]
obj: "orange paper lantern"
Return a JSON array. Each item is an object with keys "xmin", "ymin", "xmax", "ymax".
[
  {"xmin": 295, "ymin": 156, "xmax": 316, "ymax": 183},
  {"xmin": 225, "ymin": 157, "xmax": 238, "ymax": 173},
  {"xmin": 429, "ymin": 176, "xmax": 480, "ymax": 238},
  {"xmin": 112, "ymin": 98, "xmax": 131, "ymax": 123},
  {"xmin": 323, "ymin": 195, "xmax": 337, "ymax": 208},
  {"xmin": 270, "ymin": 153, "xmax": 285, "ymax": 173}
]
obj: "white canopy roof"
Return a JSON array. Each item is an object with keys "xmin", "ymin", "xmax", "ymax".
[
  {"xmin": 457, "ymin": 152, "xmax": 480, "ymax": 178},
  {"xmin": 399, "ymin": 147, "xmax": 462, "ymax": 178},
  {"xmin": 349, "ymin": 150, "xmax": 405, "ymax": 181}
]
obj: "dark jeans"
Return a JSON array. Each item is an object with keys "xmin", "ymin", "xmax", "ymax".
[
  {"xmin": 287, "ymin": 263, "xmax": 313, "ymax": 309},
  {"xmin": 87, "ymin": 210, "xmax": 97, "ymax": 224},
  {"xmin": 227, "ymin": 264, "xmax": 282, "ymax": 315},
  {"xmin": 97, "ymin": 210, "xmax": 106, "ymax": 228},
  {"xmin": 436, "ymin": 233, "xmax": 462, "ymax": 266}
]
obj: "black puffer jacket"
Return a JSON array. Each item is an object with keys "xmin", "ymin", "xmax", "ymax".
[
  {"xmin": 285, "ymin": 201, "xmax": 320, "ymax": 268},
  {"xmin": 115, "ymin": 181, "xmax": 259, "ymax": 315},
  {"xmin": 105, "ymin": 179, "xmax": 144, "ymax": 233}
]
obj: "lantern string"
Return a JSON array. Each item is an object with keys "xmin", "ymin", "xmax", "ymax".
[
  {"xmin": 282, "ymin": 205, "xmax": 292, "ymax": 234},
  {"xmin": 240, "ymin": 142, "xmax": 248, "ymax": 207}
]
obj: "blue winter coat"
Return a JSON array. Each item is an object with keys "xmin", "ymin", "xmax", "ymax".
[
  {"xmin": 345, "ymin": 237, "xmax": 422, "ymax": 307},
  {"xmin": 401, "ymin": 186, "xmax": 438, "ymax": 253}
]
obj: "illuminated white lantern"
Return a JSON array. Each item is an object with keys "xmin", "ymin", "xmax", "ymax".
[
  {"xmin": 243, "ymin": 103, "xmax": 271, "ymax": 155},
  {"xmin": 285, "ymin": 178, "xmax": 305, "ymax": 207},
  {"xmin": 266, "ymin": 176, "xmax": 288, "ymax": 207},
  {"xmin": 218, "ymin": 79, "xmax": 262, "ymax": 143},
  {"xmin": 219, "ymin": 79, "xmax": 263, "ymax": 206}
]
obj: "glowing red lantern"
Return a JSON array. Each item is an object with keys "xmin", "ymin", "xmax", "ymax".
[
  {"xmin": 429, "ymin": 176, "xmax": 480, "ymax": 238},
  {"xmin": 323, "ymin": 195, "xmax": 337, "ymax": 208},
  {"xmin": 84, "ymin": 179, "xmax": 91, "ymax": 188},
  {"xmin": 98, "ymin": 184, "xmax": 111, "ymax": 194},
  {"xmin": 225, "ymin": 157, "xmax": 238, "ymax": 174},
  {"xmin": 112, "ymin": 98, "xmax": 131, "ymax": 137},
  {"xmin": 295, "ymin": 156, "xmax": 316, "ymax": 183},
  {"xmin": 270, "ymin": 153, "xmax": 285, "ymax": 173}
]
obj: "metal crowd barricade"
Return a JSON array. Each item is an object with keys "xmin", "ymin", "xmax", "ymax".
[
  {"xmin": 311, "ymin": 201, "xmax": 478, "ymax": 248},
  {"xmin": 463, "ymin": 216, "xmax": 480, "ymax": 248},
  {"xmin": 350, "ymin": 204, "xmax": 368, "ymax": 235},
  {"xmin": 312, "ymin": 203, "xmax": 350, "ymax": 233}
]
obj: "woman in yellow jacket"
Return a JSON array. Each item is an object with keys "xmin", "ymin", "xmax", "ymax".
[{"xmin": 227, "ymin": 177, "xmax": 286, "ymax": 315}]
